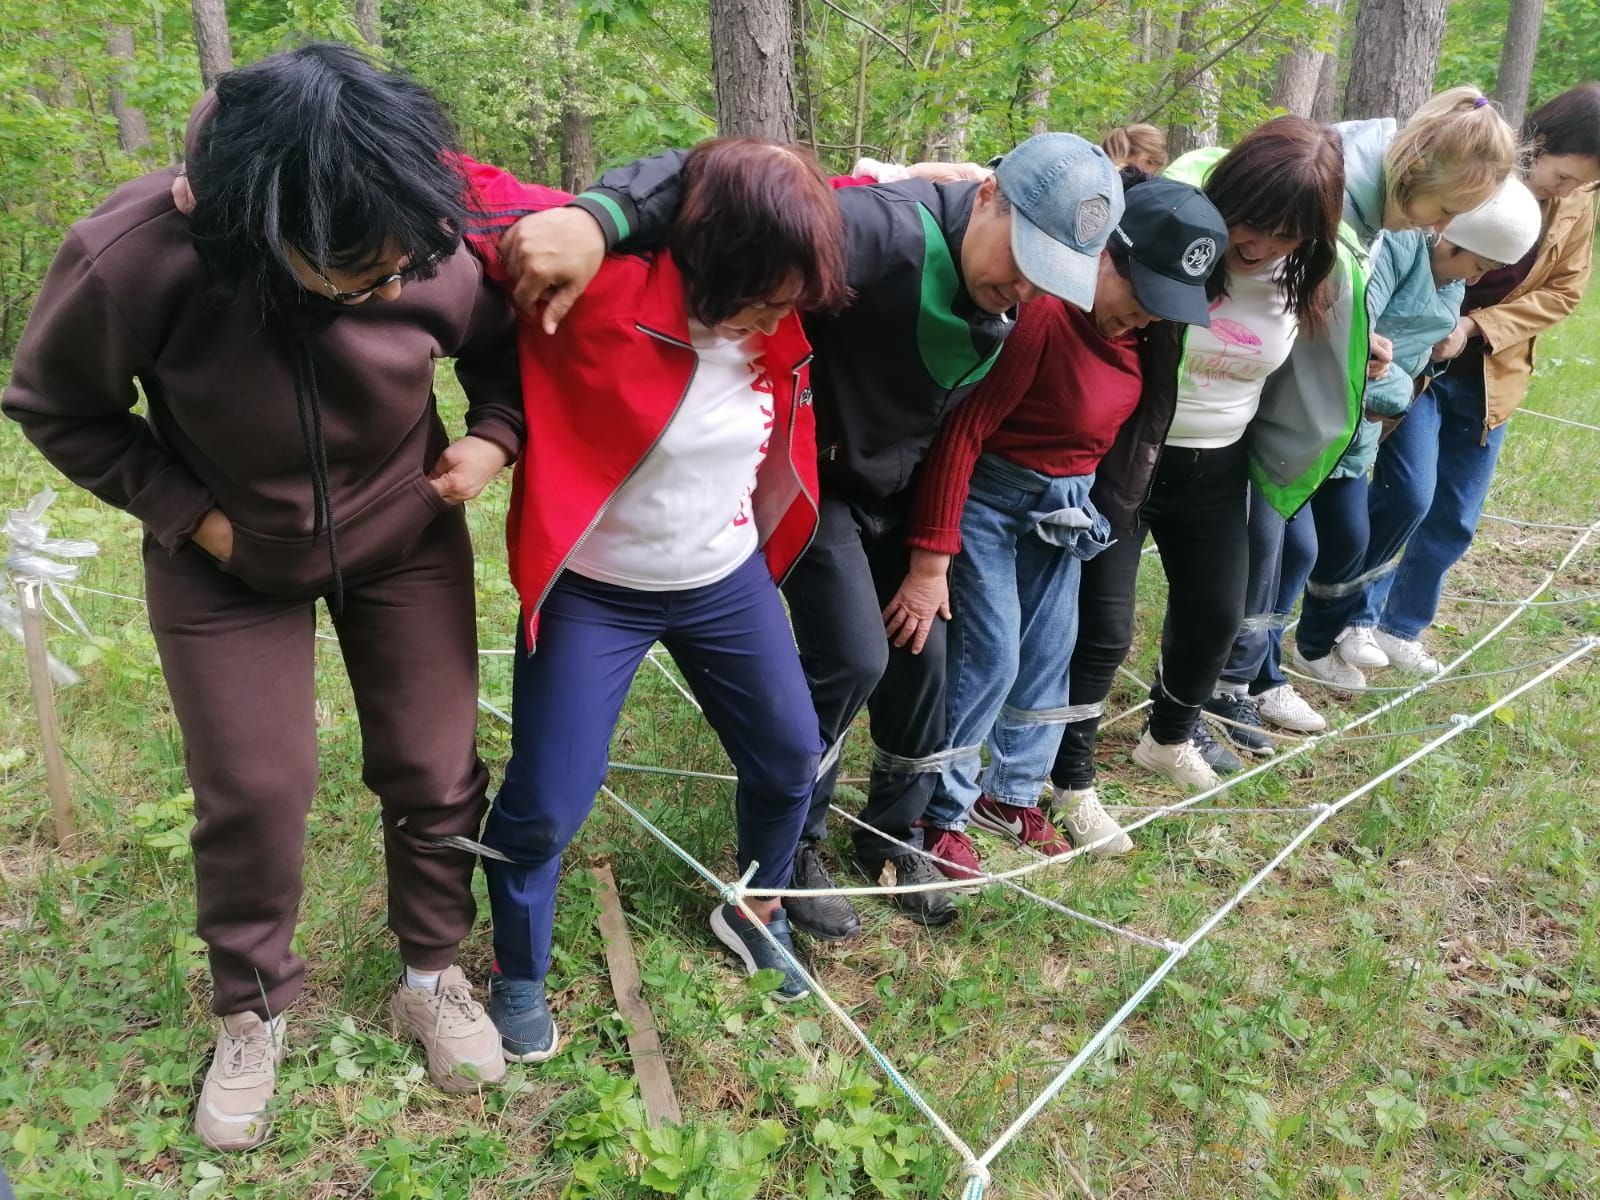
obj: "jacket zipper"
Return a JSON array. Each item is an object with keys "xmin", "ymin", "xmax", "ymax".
[
  {"xmin": 524, "ymin": 322, "xmax": 700, "ymax": 623},
  {"xmin": 778, "ymin": 353, "xmax": 819, "ymax": 584}
]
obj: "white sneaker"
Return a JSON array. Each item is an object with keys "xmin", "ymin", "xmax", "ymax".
[
  {"xmin": 1371, "ymin": 630, "xmax": 1442, "ymax": 675},
  {"xmin": 1336, "ymin": 626, "xmax": 1389, "ymax": 669},
  {"xmin": 194, "ymin": 1012, "xmax": 287, "ymax": 1151},
  {"xmin": 1131, "ymin": 731, "xmax": 1220, "ymax": 791},
  {"xmin": 1255, "ymin": 683, "xmax": 1326, "ymax": 732},
  {"xmin": 1290, "ymin": 647, "xmax": 1366, "ymax": 694},
  {"xmin": 1051, "ymin": 785, "xmax": 1133, "ymax": 855}
]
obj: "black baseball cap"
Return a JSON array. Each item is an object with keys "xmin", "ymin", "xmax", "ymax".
[{"xmin": 1111, "ymin": 179, "xmax": 1228, "ymax": 327}]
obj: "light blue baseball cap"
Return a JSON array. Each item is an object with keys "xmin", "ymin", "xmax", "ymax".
[{"xmin": 994, "ymin": 133, "xmax": 1124, "ymax": 310}]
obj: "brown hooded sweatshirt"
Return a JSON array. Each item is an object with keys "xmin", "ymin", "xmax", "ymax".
[{"xmin": 2, "ymin": 168, "xmax": 524, "ymax": 601}]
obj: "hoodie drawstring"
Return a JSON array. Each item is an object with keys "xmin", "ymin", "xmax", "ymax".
[{"xmin": 289, "ymin": 332, "xmax": 345, "ymax": 613}]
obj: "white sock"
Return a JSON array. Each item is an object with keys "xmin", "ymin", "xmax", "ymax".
[
  {"xmin": 404, "ymin": 966, "xmax": 441, "ymax": 993},
  {"xmin": 265, "ymin": 1013, "xmax": 285, "ymax": 1040},
  {"xmin": 1214, "ymin": 681, "xmax": 1248, "ymax": 699}
]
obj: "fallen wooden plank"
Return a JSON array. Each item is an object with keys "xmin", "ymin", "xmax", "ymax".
[{"xmin": 593, "ymin": 863, "xmax": 682, "ymax": 1128}]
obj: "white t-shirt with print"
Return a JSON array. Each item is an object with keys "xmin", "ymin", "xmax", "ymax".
[
  {"xmin": 568, "ymin": 323, "xmax": 773, "ymax": 591},
  {"xmin": 1165, "ymin": 262, "xmax": 1298, "ymax": 449}
]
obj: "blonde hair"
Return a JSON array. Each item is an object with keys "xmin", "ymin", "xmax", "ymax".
[
  {"xmin": 1102, "ymin": 124, "xmax": 1169, "ymax": 173},
  {"xmin": 1385, "ymin": 86, "xmax": 1522, "ymax": 217}
]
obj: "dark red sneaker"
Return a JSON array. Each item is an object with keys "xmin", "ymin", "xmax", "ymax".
[
  {"xmin": 970, "ymin": 796, "xmax": 1071, "ymax": 856},
  {"xmin": 921, "ymin": 827, "xmax": 984, "ymax": 893}
]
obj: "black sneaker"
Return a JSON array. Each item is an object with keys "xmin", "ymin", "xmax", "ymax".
[
  {"xmin": 1202, "ymin": 692, "xmax": 1275, "ymax": 758},
  {"xmin": 709, "ymin": 905, "xmax": 809, "ymax": 1002},
  {"xmin": 1190, "ymin": 717, "xmax": 1245, "ymax": 776},
  {"xmin": 855, "ymin": 850, "xmax": 958, "ymax": 927},
  {"xmin": 784, "ymin": 841, "xmax": 862, "ymax": 941}
]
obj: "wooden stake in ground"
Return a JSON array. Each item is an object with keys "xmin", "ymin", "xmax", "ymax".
[
  {"xmin": 593, "ymin": 863, "xmax": 681, "ymax": 1127},
  {"xmin": 16, "ymin": 577, "xmax": 76, "ymax": 845}
]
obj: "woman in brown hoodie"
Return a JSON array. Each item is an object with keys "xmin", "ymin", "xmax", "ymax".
[{"xmin": 3, "ymin": 44, "xmax": 530, "ymax": 1148}]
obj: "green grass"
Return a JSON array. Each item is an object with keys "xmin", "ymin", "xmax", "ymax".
[{"xmin": 3, "ymin": 283, "xmax": 1600, "ymax": 1200}]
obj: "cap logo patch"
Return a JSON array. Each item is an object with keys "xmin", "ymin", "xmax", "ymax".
[
  {"xmin": 1181, "ymin": 237, "xmax": 1218, "ymax": 277},
  {"xmin": 1075, "ymin": 195, "xmax": 1111, "ymax": 245}
]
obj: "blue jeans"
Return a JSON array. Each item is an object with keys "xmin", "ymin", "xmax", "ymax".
[
  {"xmin": 1294, "ymin": 475, "xmax": 1373, "ymax": 659},
  {"xmin": 482, "ymin": 555, "xmax": 822, "ymax": 980},
  {"xmin": 925, "ymin": 457, "xmax": 1109, "ymax": 830},
  {"xmin": 1352, "ymin": 370, "xmax": 1506, "ymax": 639},
  {"xmin": 1221, "ymin": 483, "xmax": 1287, "ymax": 688}
]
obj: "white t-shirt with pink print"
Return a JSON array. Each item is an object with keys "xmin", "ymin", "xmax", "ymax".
[
  {"xmin": 1165, "ymin": 261, "xmax": 1298, "ymax": 449},
  {"xmin": 568, "ymin": 322, "xmax": 774, "ymax": 591}
]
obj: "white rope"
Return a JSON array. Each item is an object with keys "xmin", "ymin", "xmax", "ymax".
[
  {"xmin": 1516, "ymin": 406, "xmax": 1600, "ymax": 434},
  {"xmin": 1480, "ymin": 512, "xmax": 1597, "ymax": 533},
  {"xmin": 974, "ymin": 637, "xmax": 1596, "ymax": 1171},
  {"xmin": 745, "ymin": 521, "xmax": 1597, "ymax": 899}
]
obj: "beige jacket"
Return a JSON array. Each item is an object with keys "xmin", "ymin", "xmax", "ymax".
[{"xmin": 1472, "ymin": 188, "xmax": 1597, "ymax": 431}]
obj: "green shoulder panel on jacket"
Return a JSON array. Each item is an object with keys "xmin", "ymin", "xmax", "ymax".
[
  {"xmin": 1249, "ymin": 224, "xmax": 1370, "ymax": 517},
  {"xmin": 915, "ymin": 203, "xmax": 1003, "ymax": 389}
]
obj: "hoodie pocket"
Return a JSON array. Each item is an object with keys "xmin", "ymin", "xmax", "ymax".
[{"xmin": 222, "ymin": 472, "xmax": 452, "ymax": 598}]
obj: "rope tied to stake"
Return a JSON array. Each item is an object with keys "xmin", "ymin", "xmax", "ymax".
[{"xmin": 3, "ymin": 488, "xmax": 100, "ymax": 686}]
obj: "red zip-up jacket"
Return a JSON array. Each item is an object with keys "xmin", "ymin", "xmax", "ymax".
[{"xmin": 461, "ymin": 159, "xmax": 820, "ymax": 646}]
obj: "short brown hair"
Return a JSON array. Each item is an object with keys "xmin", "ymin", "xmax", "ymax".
[
  {"xmin": 668, "ymin": 138, "xmax": 849, "ymax": 327},
  {"xmin": 1202, "ymin": 116, "xmax": 1344, "ymax": 335}
]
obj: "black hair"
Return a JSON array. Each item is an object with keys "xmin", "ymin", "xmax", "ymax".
[
  {"xmin": 186, "ymin": 42, "xmax": 466, "ymax": 299},
  {"xmin": 1526, "ymin": 83, "xmax": 1600, "ymax": 164}
]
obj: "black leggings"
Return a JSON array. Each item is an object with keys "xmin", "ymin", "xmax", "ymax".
[{"xmin": 1053, "ymin": 441, "xmax": 1250, "ymax": 788}]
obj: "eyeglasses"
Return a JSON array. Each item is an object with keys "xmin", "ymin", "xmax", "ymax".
[{"xmin": 297, "ymin": 249, "xmax": 443, "ymax": 303}]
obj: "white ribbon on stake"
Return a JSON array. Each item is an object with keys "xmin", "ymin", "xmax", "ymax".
[
  {"xmin": 4, "ymin": 488, "xmax": 99, "ymax": 844},
  {"xmin": 3, "ymin": 488, "xmax": 99, "ymax": 685}
]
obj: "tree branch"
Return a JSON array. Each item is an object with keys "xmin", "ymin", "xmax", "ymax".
[
  {"xmin": 1136, "ymin": 0, "xmax": 1288, "ymax": 124},
  {"xmin": 815, "ymin": 0, "xmax": 914, "ymax": 65}
]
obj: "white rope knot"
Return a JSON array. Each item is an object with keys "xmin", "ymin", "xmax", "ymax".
[
  {"xmin": 958, "ymin": 1160, "xmax": 992, "ymax": 1194},
  {"xmin": 722, "ymin": 860, "xmax": 759, "ymax": 908}
]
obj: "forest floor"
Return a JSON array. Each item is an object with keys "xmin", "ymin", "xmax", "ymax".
[{"xmin": 3, "ymin": 284, "xmax": 1599, "ymax": 1200}]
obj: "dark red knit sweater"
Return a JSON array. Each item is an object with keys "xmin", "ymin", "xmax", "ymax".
[{"xmin": 908, "ymin": 296, "xmax": 1142, "ymax": 554}]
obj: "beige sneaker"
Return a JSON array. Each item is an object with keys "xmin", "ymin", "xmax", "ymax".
[
  {"xmin": 390, "ymin": 965, "xmax": 506, "ymax": 1093},
  {"xmin": 1052, "ymin": 785, "xmax": 1134, "ymax": 856},
  {"xmin": 194, "ymin": 1011, "xmax": 286, "ymax": 1151}
]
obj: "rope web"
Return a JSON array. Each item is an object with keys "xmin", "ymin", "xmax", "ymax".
[
  {"xmin": 35, "ymin": 487, "xmax": 1600, "ymax": 1197},
  {"xmin": 482, "ymin": 511, "xmax": 1596, "ymax": 1197}
]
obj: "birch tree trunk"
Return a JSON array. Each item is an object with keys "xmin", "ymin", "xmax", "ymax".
[
  {"xmin": 1342, "ymin": 0, "xmax": 1447, "ymax": 122},
  {"xmin": 709, "ymin": 0, "xmax": 797, "ymax": 140},
  {"xmin": 1494, "ymin": 0, "xmax": 1545, "ymax": 130},
  {"xmin": 190, "ymin": 0, "xmax": 233, "ymax": 89}
]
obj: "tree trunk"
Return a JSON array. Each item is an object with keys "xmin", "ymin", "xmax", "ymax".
[
  {"xmin": 1166, "ymin": 8, "xmax": 1217, "ymax": 157},
  {"xmin": 709, "ymin": 0, "xmax": 796, "ymax": 140},
  {"xmin": 555, "ymin": 0, "xmax": 592, "ymax": 191},
  {"xmin": 1271, "ymin": 0, "xmax": 1343, "ymax": 118},
  {"xmin": 108, "ymin": 25, "xmax": 152, "ymax": 154},
  {"xmin": 1311, "ymin": 37, "xmax": 1343, "ymax": 122},
  {"xmin": 355, "ymin": 0, "xmax": 383, "ymax": 47},
  {"xmin": 1027, "ymin": 8, "xmax": 1057, "ymax": 134},
  {"xmin": 1494, "ymin": 0, "xmax": 1544, "ymax": 130},
  {"xmin": 560, "ymin": 103, "xmax": 594, "ymax": 194},
  {"xmin": 1342, "ymin": 0, "xmax": 1447, "ymax": 122},
  {"xmin": 190, "ymin": 0, "xmax": 233, "ymax": 88}
]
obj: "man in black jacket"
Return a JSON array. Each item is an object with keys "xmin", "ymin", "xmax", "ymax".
[{"xmin": 499, "ymin": 134, "xmax": 1122, "ymax": 936}]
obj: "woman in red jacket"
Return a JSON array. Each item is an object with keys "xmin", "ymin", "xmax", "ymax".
[{"xmin": 462, "ymin": 141, "xmax": 848, "ymax": 1062}]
